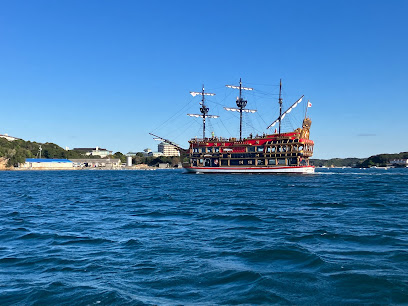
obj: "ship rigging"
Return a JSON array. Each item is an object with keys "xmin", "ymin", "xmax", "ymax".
[{"xmin": 187, "ymin": 85, "xmax": 218, "ymax": 139}]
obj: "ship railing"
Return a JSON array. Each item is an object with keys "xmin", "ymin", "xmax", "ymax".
[{"xmin": 191, "ymin": 137, "xmax": 231, "ymax": 143}]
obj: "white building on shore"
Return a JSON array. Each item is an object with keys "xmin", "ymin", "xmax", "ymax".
[
  {"xmin": 390, "ymin": 159, "xmax": 408, "ymax": 166},
  {"xmin": 0, "ymin": 134, "xmax": 20, "ymax": 141},
  {"xmin": 141, "ymin": 148, "xmax": 164, "ymax": 157},
  {"xmin": 158, "ymin": 142, "xmax": 180, "ymax": 157},
  {"xmin": 70, "ymin": 158, "xmax": 121, "ymax": 168},
  {"xmin": 127, "ymin": 144, "xmax": 179, "ymax": 158},
  {"xmin": 73, "ymin": 147, "xmax": 113, "ymax": 158}
]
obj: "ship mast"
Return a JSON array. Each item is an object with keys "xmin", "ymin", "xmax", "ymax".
[
  {"xmin": 278, "ymin": 79, "xmax": 282, "ymax": 135},
  {"xmin": 188, "ymin": 85, "xmax": 218, "ymax": 139},
  {"xmin": 237, "ymin": 79, "xmax": 245, "ymax": 141},
  {"xmin": 225, "ymin": 78, "xmax": 256, "ymax": 140},
  {"xmin": 200, "ymin": 86, "xmax": 208, "ymax": 139},
  {"xmin": 266, "ymin": 79, "xmax": 304, "ymax": 131}
]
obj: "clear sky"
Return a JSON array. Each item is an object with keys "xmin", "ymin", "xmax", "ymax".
[{"xmin": 0, "ymin": 0, "xmax": 407, "ymax": 159}]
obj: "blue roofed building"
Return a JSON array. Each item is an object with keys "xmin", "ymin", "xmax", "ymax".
[{"xmin": 19, "ymin": 158, "xmax": 74, "ymax": 170}]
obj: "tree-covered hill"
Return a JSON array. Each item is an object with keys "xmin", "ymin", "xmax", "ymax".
[
  {"xmin": 0, "ymin": 138, "xmax": 87, "ymax": 167},
  {"xmin": 311, "ymin": 158, "xmax": 364, "ymax": 167},
  {"xmin": 131, "ymin": 153, "xmax": 183, "ymax": 167},
  {"xmin": 311, "ymin": 152, "xmax": 408, "ymax": 168},
  {"xmin": 356, "ymin": 152, "xmax": 408, "ymax": 168},
  {"xmin": 0, "ymin": 137, "xmax": 183, "ymax": 168}
]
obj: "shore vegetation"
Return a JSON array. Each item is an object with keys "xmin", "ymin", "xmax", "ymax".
[
  {"xmin": 312, "ymin": 152, "xmax": 408, "ymax": 168},
  {"xmin": 0, "ymin": 138, "xmax": 118, "ymax": 167}
]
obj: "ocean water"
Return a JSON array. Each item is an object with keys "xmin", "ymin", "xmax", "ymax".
[{"xmin": 0, "ymin": 168, "xmax": 407, "ymax": 304}]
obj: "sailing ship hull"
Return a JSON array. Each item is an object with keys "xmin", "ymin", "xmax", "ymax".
[{"xmin": 184, "ymin": 165, "xmax": 315, "ymax": 174}]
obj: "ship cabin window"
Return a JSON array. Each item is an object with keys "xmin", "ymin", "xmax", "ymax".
[
  {"xmin": 221, "ymin": 159, "xmax": 228, "ymax": 166},
  {"xmin": 231, "ymin": 153, "xmax": 245, "ymax": 159},
  {"xmin": 257, "ymin": 146, "xmax": 263, "ymax": 152},
  {"xmin": 214, "ymin": 147, "xmax": 219, "ymax": 153},
  {"xmin": 193, "ymin": 148, "xmax": 199, "ymax": 153},
  {"xmin": 248, "ymin": 146, "xmax": 255, "ymax": 152},
  {"xmin": 278, "ymin": 146, "xmax": 283, "ymax": 152},
  {"xmin": 199, "ymin": 159, "xmax": 204, "ymax": 164},
  {"xmin": 268, "ymin": 159, "xmax": 276, "ymax": 165},
  {"xmin": 271, "ymin": 147, "xmax": 276, "ymax": 153},
  {"xmin": 206, "ymin": 147, "xmax": 212, "ymax": 153},
  {"xmin": 192, "ymin": 159, "xmax": 198, "ymax": 166},
  {"xmin": 289, "ymin": 158, "xmax": 298, "ymax": 165},
  {"xmin": 277, "ymin": 159, "xmax": 286, "ymax": 165},
  {"xmin": 299, "ymin": 145, "xmax": 304, "ymax": 151},
  {"xmin": 257, "ymin": 159, "xmax": 265, "ymax": 165}
]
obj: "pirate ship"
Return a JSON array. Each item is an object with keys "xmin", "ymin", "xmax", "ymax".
[{"xmin": 151, "ymin": 79, "xmax": 314, "ymax": 174}]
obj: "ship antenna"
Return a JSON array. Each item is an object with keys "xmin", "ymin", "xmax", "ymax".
[
  {"xmin": 279, "ymin": 79, "xmax": 282, "ymax": 135},
  {"xmin": 188, "ymin": 85, "xmax": 218, "ymax": 140},
  {"xmin": 239, "ymin": 78, "xmax": 242, "ymax": 100}
]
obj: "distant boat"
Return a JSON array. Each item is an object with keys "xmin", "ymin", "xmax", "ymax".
[{"xmin": 151, "ymin": 79, "xmax": 314, "ymax": 174}]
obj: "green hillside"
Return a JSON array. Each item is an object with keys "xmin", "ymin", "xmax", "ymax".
[
  {"xmin": 357, "ymin": 152, "xmax": 408, "ymax": 168},
  {"xmin": 311, "ymin": 158, "xmax": 364, "ymax": 167},
  {"xmin": 311, "ymin": 152, "xmax": 408, "ymax": 168},
  {"xmin": 0, "ymin": 138, "xmax": 86, "ymax": 167}
]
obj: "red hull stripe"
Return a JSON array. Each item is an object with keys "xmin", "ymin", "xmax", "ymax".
[{"xmin": 185, "ymin": 166, "xmax": 314, "ymax": 170}]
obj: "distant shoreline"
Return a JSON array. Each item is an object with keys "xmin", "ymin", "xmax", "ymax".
[{"xmin": 0, "ymin": 164, "xmax": 161, "ymax": 171}]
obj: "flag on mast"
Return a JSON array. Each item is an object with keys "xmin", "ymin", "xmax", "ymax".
[{"xmin": 307, "ymin": 101, "xmax": 312, "ymax": 108}]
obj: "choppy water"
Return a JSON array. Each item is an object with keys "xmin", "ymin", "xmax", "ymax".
[{"xmin": 1, "ymin": 168, "xmax": 408, "ymax": 304}]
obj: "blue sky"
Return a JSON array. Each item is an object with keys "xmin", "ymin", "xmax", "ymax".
[{"xmin": 0, "ymin": 0, "xmax": 407, "ymax": 159}]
